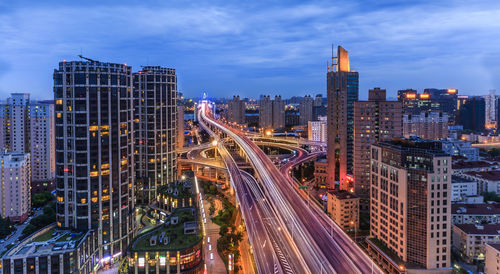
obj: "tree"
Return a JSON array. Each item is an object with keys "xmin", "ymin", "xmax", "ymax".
[{"xmin": 0, "ymin": 217, "xmax": 14, "ymax": 239}]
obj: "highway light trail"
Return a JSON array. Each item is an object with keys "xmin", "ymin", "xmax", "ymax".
[{"xmin": 198, "ymin": 101, "xmax": 383, "ymax": 274}]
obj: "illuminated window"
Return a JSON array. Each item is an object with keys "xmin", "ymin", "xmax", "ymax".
[
  {"xmin": 89, "ymin": 126, "xmax": 98, "ymax": 131},
  {"xmin": 56, "ymin": 100, "xmax": 62, "ymax": 105},
  {"xmin": 90, "ymin": 171, "xmax": 99, "ymax": 177}
]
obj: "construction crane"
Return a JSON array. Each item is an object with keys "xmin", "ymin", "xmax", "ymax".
[{"xmin": 78, "ymin": 55, "xmax": 98, "ymax": 63}]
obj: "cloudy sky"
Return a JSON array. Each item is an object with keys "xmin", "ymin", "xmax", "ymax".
[{"xmin": 1, "ymin": 0, "xmax": 499, "ymax": 100}]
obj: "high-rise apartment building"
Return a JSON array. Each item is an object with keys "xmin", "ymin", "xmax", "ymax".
[
  {"xmin": 227, "ymin": 95, "xmax": 246, "ymax": 124},
  {"xmin": 54, "ymin": 60, "xmax": 136, "ymax": 260},
  {"xmin": 259, "ymin": 95, "xmax": 273, "ymax": 129},
  {"xmin": 308, "ymin": 116, "xmax": 327, "ymax": 142},
  {"xmin": 484, "ymin": 89, "xmax": 497, "ymax": 129},
  {"xmin": 353, "ymin": 88, "xmax": 402, "ymax": 198},
  {"xmin": 1, "ymin": 95, "xmax": 56, "ymax": 193},
  {"xmin": 133, "ymin": 66, "xmax": 178, "ymax": 204},
  {"xmin": 299, "ymin": 95, "xmax": 313, "ymax": 125},
  {"xmin": 457, "ymin": 96, "xmax": 485, "ymax": 131},
  {"xmin": 0, "ymin": 153, "xmax": 30, "ymax": 223},
  {"xmin": 1, "ymin": 93, "xmax": 31, "ymax": 153},
  {"xmin": 327, "ymin": 46, "xmax": 359, "ymax": 189},
  {"xmin": 259, "ymin": 95, "xmax": 285, "ymax": 129},
  {"xmin": 403, "ymin": 112, "xmax": 449, "ymax": 140},
  {"xmin": 177, "ymin": 104, "xmax": 185, "ymax": 149},
  {"xmin": 272, "ymin": 95, "xmax": 285, "ymax": 129},
  {"xmin": 313, "ymin": 94, "xmax": 326, "ymax": 120},
  {"xmin": 369, "ymin": 138, "xmax": 451, "ymax": 270},
  {"xmin": 30, "ymin": 100, "xmax": 56, "ymax": 189}
]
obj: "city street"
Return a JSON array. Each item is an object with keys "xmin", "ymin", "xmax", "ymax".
[{"xmin": 0, "ymin": 208, "xmax": 44, "ymax": 254}]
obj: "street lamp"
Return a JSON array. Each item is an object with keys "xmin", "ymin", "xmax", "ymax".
[{"xmin": 211, "ymin": 140, "xmax": 218, "ymax": 147}]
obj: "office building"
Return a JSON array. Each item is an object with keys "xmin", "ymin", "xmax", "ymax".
[
  {"xmin": 453, "ymin": 224, "xmax": 500, "ymax": 263},
  {"xmin": 457, "ymin": 96, "xmax": 485, "ymax": 132},
  {"xmin": 398, "ymin": 88, "xmax": 458, "ymax": 124},
  {"xmin": 327, "ymin": 46, "xmax": 359, "ymax": 189},
  {"xmin": 485, "ymin": 243, "xmax": 500, "ymax": 274},
  {"xmin": 54, "ymin": 60, "xmax": 136, "ymax": 262},
  {"xmin": 369, "ymin": 138, "xmax": 451, "ymax": 270},
  {"xmin": 353, "ymin": 88, "xmax": 402, "ymax": 198},
  {"xmin": 0, "ymin": 153, "xmax": 30, "ymax": 223},
  {"xmin": 308, "ymin": 116, "xmax": 327, "ymax": 142},
  {"xmin": 30, "ymin": 100, "xmax": 56, "ymax": 192},
  {"xmin": 227, "ymin": 95, "xmax": 246, "ymax": 124},
  {"xmin": 403, "ymin": 111, "xmax": 449, "ymax": 140},
  {"xmin": 133, "ymin": 66, "xmax": 178, "ymax": 204},
  {"xmin": 326, "ymin": 190, "xmax": 359, "ymax": 232},
  {"xmin": 299, "ymin": 95, "xmax": 313, "ymax": 125}
]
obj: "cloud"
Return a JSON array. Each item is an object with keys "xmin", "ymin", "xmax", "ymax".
[{"xmin": 0, "ymin": 0, "xmax": 499, "ymax": 99}]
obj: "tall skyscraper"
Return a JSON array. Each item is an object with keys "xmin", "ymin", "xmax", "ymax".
[
  {"xmin": 30, "ymin": 100, "xmax": 56, "ymax": 188},
  {"xmin": 227, "ymin": 95, "xmax": 246, "ymax": 124},
  {"xmin": 54, "ymin": 60, "xmax": 136, "ymax": 260},
  {"xmin": 327, "ymin": 46, "xmax": 359, "ymax": 189},
  {"xmin": 299, "ymin": 95, "xmax": 313, "ymax": 125},
  {"xmin": 369, "ymin": 138, "xmax": 451, "ymax": 270},
  {"xmin": 0, "ymin": 152, "xmax": 30, "ymax": 223},
  {"xmin": 353, "ymin": 88, "xmax": 402, "ymax": 198},
  {"xmin": 133, "ymin": 66, "xmax": 178, "ymax": 204}
]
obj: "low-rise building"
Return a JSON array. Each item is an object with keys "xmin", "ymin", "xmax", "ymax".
[
  {"xmin": 441, "ymin": 138, "xmax": 479, "ymax": 161},
  {"xmin": 0, "ymin": 152, "xmax": 30, "ymax": 223},
  {"xmin": 127, "ymin": 208, "xmax": 203, "ymax": 273},
  {"xmin": 453, "ymin": 161, "xmax": 497, "ymax": 173},
  {"xmin": 460, "ymin": 171, "xmax": 500, "ymax": 195},
  {"xmin": 452, "ymin": 204, "xmax": 500, "ymax": 224},
  {"xmin": 485, "ymin": 243, "xmax": 500, "ymax": 274},
  {"xmin": 1, "ymin": 224, "xmax": 97, "ymax": 273},
  {"xmin": 453, "ymin": 224, "xmax": 500, "ymax": 263},
  {"xmin": 313, "ymin": 158, "xmax": 328, "ymax": 187},
  {"xmin": 451, "ymin": 177, "xmax": 477, "ymax": 202},
  {"xmin": 326, "ymin": 190, "xmax": 359, "ymax": 232}
]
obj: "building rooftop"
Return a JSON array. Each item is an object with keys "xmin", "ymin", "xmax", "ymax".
[
  {"xmin": 130, "ymin": 208, "xmax": 201, "ymax": 252},
  {"xmin": 464, "ymin": 171, "xmax": 500, "ymax": 181},
  {"xmin": 455, "ymin": 224, "xmax": 500, "ymax": 235},
  {"xmin": 487, "ymin": 243, "xmax": 500, "ymax": 253},
  {"xmin": 329, "ymin": 190, "xmax": 359, "ymax": 200},
  {"xmin": 453, "ymin": 161, "xmax": 493, "ymax": 170},
  {"xmin": 5, "ymin": 224, "xmax": 89, "ymax": 259},
  {"xmin": 452, "ymin": 204, "xmax": 500, "ymax": 215}
]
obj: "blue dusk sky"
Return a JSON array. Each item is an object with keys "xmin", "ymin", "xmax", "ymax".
[{"xmin": 0, "ymin": 0, "xmax": 499, "ymax": 100}]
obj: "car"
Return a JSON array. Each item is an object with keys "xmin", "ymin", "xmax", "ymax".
[{"xmin": 210, "ymin": 253, "xmax": 214, "ymax": 260}]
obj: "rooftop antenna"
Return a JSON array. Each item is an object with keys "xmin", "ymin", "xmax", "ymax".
[{"xmin": 78, "ymin": 55, "xmax": 97, "ymax": 63}]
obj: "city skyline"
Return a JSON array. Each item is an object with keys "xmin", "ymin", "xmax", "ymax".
[{"xmin": 1, "ymin": 0, "xmax": 500, "ymax": 100}]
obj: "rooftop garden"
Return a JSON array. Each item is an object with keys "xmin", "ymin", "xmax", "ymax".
[
  {"xmin": 158, "ymin": 181, "xmax": 193, "ymax": 199},
  {"xmin": 131, "ymin": 208, "xmax": 201, "ymax": 252}
]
